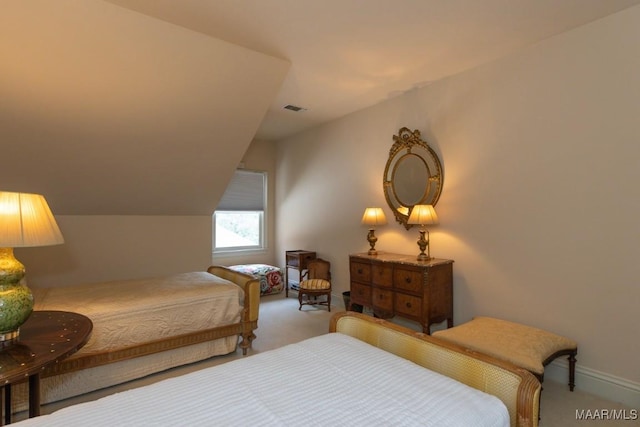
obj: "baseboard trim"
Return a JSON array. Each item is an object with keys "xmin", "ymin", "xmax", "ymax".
[{"xmin": 546, "ymin": 359, "xmax": 640, "ymax": 408}]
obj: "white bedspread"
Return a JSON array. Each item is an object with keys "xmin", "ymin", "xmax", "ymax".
[
  {"xmin": 33, "ymin": 272, "xmax": 244, "ymax": 356},
  {"xmin": 16, "ymin": 333, "xmax": 509, "ymax": 427}
]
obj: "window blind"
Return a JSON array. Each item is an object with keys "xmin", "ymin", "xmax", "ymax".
[{"xmin": 217, "ymin": 170, "xmax": 265, "ymax": 211}]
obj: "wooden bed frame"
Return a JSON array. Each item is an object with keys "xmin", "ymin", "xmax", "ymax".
[
  {"xmin": 40, "ymin": 265, "xmax": 260, "ymax": 380},
  {"xmin": 331, "ymin": 312, "xmax": 542, "ymax": 427},
  {"xmin": 18, "ymin": 311, "xmax": 540, "ymax": 426}
]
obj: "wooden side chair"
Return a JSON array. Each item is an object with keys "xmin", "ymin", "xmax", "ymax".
[{"xmin": 298, "ymin": 258, "xmax": 332, "ymax": 311}]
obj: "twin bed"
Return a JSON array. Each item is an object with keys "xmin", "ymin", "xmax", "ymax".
[
  {"xmin": 12, "ymin": 266, "xmax": 260, "ymax": 412},
  {"xmin": 14, "ymin": 306, "xmax": 540, "ymax": 426}
]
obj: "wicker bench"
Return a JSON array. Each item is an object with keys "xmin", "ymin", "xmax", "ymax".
[{"xmin": 433, "ymin": 316, "xmax": 578, "ymax": 390}]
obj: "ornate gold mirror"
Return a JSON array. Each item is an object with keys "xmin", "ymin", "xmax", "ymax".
[{"xmin": 383, "ymin": 127, "xmax": 443, "ymax": 229}]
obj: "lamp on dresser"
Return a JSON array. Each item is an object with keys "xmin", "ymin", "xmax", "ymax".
[
  {"xmin": 361, "ymin": 207, "xmax": 387, "ymax": 255},
  {"xmin": 0, "ymin": 191, "xmax": 64, "ymax": 346},
  {"xmin": 407, "ymin": 204, "xmax": 438, "ymax": 261}
]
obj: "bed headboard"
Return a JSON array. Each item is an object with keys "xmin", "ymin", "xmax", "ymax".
[{"xmin": 330, "ymin": 312, "xmax": 540, "ymax": 427}]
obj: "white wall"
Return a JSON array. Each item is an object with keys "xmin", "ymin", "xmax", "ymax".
[
  {"xmin": 18, "ymin": 140, "xmax": 278, "ymax": 288},
  {"xmin": 17, "ymin": 215, "xmax": 212, "ymax": 287},
  {"xmin": 275, "ymin": 5, "xmax": 640, "ymax": 401}
]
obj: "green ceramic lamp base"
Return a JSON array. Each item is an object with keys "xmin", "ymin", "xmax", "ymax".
[{"xmin": 0, "ymin": 248, "xmax": 35, "ymax": 345}]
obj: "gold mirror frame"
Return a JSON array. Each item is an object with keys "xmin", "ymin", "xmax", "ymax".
[{"xmin": 383, "ymin": 127, "xmax": 443, "ymax": 229}]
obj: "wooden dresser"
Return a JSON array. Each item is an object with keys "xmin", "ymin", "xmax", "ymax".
[{"xmin": 349, "ymin": 252, "xmax": 453, "ymax": 334}]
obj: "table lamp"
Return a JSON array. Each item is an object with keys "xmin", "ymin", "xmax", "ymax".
[
  {"xmin": 407, "ymin": 204, "xmax": 438, "ymax": 261},
  {"xmin": 0, "ymin": 191, "xmax": 64, "ymax": 345},
  {"xmin": 361, "ymin": 207, "xmax": 387, "ymax": 255}
]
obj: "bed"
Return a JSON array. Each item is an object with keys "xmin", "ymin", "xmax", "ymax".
[
  {"xmin": 227, "ymin": 263, "xmax": 284, "ymax": 295},
  {"xmin": 11, "ymin": 266, "xmax": 259, "ymax": 412},
  {"xmin": 13, "ymin": 312, "xmax": 541, "ymax": 427}
]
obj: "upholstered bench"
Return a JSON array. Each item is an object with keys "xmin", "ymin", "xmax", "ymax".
[
  {"xmin": 433, "ymin": 316, "xmax": 578, "ymax": 390},
  {"xmin": 228, "ymin": 264, "xmax": 284, "ymax": 296}
]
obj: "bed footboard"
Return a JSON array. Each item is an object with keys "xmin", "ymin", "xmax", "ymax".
[
  {"xmin": 330, "ymin": 312, "xmax": 541, "ymax": 427},
  {"xmin": 207, "ymin": 265, "xmax": 260, "ymax": 355}
]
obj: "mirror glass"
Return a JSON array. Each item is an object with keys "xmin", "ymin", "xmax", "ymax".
[
  {"xmin": 394, "ymin": 154, "xmax": 429, "ymax": 206},
  {"xmin": 383, "ymin": 128, "xmax": 443, "ymax": 229}
]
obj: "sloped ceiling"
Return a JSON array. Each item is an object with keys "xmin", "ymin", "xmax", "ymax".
[
  {"xmin": 106, "ymin": 0, "xmax": 640, "ymax": 141},
  {"xmin": 3, "ymin": 0, "xmax": 640, "ymax": 216},
  {"xmin": 0, "ymin": 1, "xmax": 289, "ymax": 215}
]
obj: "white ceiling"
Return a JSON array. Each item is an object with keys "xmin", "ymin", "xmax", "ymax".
[
  {"xmin": 3, "ymin": 0, "xmax": 639, "ymax": 215},
  {"xmin": 107, "ymin": 0, "xmax": 640, "ymax": 141}
]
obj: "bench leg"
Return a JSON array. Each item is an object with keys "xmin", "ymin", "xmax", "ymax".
[{"xmin": 568, "ymin": 351, "xmax": 577, "ymax": 391}]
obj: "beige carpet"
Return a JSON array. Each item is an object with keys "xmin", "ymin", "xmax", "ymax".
[{"xmin": 26, "ymin": 292, "xmax": 638, "ymax": 426}]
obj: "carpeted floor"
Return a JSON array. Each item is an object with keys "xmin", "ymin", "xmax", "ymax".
[{"xmin": 32, "ymin": 292, "xmax": 638, "ymax": 426}]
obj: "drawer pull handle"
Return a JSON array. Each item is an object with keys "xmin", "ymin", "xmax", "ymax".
[
  {"xmin": 357, "ymin": 268, "xmax": 363, "ymax": 274},
  {"xmin": 406, "ymin": 302, "xmax": 412, "ymax": 308},
  {"xmin": 405, "ymin": 277, "xmax": 412, "ymax": 284}
]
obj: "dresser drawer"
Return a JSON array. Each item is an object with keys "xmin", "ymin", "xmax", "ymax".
[
  {"xmin": 350, "ymin": 261, "xmax": 371, "ymax": 282},
  {"xmin": 393, "ymin": 267, "xmax": 423, "ymax": 294},
  {"xmin": 372, "ymin": 262, "xmax": 393, "ymax": 288},
  {"xmin": 372, "ymin": 288, "xmax": 393, "ymax": 312},
  {"xmin": 394, "ymin": 293, "xmax": 421, "ymax": 318},
  {"xmin": 350, "ymin": 282, "xmax": 371, "ymax": 305},
  {"xmin": 349, "ymin": 253, "xmax": 453, "ymax": 334}
]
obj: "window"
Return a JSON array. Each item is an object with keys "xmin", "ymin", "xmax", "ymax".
[{"xmin": 213, "ymin": 170, "xmax": 266, "ymax": 252}]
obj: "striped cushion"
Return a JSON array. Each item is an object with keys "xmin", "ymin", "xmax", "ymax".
[{"xmin": 299, "ymin": 279, "xmax": 331, "ymax": 290}]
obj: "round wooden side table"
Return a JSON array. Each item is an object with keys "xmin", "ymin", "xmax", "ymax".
[{"xmin": 0, "ymin": 311, "xmax": 92, "ymax": 424}]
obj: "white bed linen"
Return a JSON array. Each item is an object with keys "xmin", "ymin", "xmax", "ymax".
[
  {"xmin": 12, "ymin": 336, "xmax": 239, "ymax": 411},
  {"xmin": 32, "ymin": 272, "xmax": 244, "ymax": 355},
  {"xmin": 11, "ymin": 272, "xmax": 243, "ymax": 411},
  {"xmin": 15, "ymin": 333, "xmax": 509, "ymax": 427}
]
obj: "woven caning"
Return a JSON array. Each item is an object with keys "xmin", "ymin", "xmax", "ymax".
[{"xmin": 331, "ymin": 313, "xmax": 541, "ymax": 427}]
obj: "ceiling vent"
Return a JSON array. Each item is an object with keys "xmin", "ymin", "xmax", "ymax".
[{"xmin": 283, "ymin": 104, "xmax": 307, "ymax": 112}]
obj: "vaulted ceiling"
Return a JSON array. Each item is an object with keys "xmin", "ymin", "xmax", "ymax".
[{"xmin": 2, "ymin": 0, "xmax": 639, "ymax": 215}]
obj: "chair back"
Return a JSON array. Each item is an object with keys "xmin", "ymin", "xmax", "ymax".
[{"xmin": 307, "ymin": 258, "xmax": 331, "ymax": 282}]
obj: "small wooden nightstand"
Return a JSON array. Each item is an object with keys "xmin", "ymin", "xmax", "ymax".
[
  {"xmin": 349, "ymin": 252, "xmax": 453, "ymax": 334},
  {"xmin": 284, "ymin": 250, "xmax": 316, "ymax": 297},
  {"xmin": 0, "ymin": 311, "xmax": 92, "ymax": 423}
]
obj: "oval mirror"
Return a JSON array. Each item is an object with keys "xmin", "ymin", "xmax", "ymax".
[
  {"xmin": 383, "ymin": 128, "xmax": 443, "ymax": 229},
  {"xmin": 393, "ymin": 153, "xmax": 429, "ymax": 206}
]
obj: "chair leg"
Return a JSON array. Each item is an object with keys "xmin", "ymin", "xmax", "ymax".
[{"xmin": 298, "ymin": 290, "xmax": 332, "ymax": 311}]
